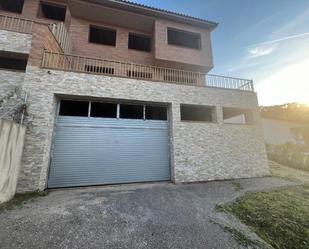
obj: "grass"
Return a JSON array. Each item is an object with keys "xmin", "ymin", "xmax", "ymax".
[
  {"xmin": 270, "ymin": 160, "xmax": 309, "ymax": 188},
  {"xmin": 221, "ymin": 187, "xmax": 309, "ymax": 249},
  {"xmin": 0, "ymin": 191, "xmax": 47, "ymax": 212}
]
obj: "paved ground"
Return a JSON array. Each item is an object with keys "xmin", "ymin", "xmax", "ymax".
[{"xmin": 0, "ymin": 177, "xmax": 296, "ymax": 249}]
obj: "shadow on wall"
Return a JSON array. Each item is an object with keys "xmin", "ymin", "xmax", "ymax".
[{"xmin": 0, "ymin": 120, "xmax": 26, "ymax": 204}]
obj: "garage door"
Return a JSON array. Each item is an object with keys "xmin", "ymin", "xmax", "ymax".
[{"xmin": 48, "ymin": 100, "xmax": 170, "ymax": 188}]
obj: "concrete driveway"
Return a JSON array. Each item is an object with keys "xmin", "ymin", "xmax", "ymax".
[{"xmin": 0, "ymin": 177, "xmax": 295, "ymax": 249}]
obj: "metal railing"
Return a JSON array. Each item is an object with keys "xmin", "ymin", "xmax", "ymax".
[
  {"xmin": 49, "ymin": 22, "xmax": 73, "ymax": 54},
  {"xmin": 0, "ymin": 14, "xmax": 33, "ymax": 34},
  {"xmin": 41, "ymin": 51, "xmax": 254, "ymax": 92},
  {"xmin": 205, "ymin": 74, "xmax": 254, "ymax": 91}
]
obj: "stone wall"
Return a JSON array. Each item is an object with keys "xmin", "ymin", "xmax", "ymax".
[
  {"xmin": 0, "ymin": 70, "xmax": 25, "ymax": 99},
  {"xmin": 0, "ymin": 120, "xmax": 26, "ymax": 203},
  {"xmin": 18, "ymin": 66, "xmax": 269, "ymax": 191},
  {"xmin": 0, "ymin": 30, "xmax": 32, "ymax": 54}
]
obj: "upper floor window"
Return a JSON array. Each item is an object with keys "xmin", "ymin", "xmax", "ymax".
[
  {"xmin": 89, "ymin": 26, "xmax": 116, "ymax": 46},
  {"xmin": 38, "ymin": 2, "xmax": 66, "ymax": 22},
  {"xmin": 0, "ymin": 0, "xmax": 24, "ymax": 13},
  {"xmin": 128, "ymin": 33, "xmax": 151, "ymax": 52},
  {"xmin": 167, "ymin": 28, "xmax": 201, "ymax": 49}
]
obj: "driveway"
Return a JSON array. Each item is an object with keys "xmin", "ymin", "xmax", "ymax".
[{"xmin": 0, "ymin": 177, "xmax": 295, "ymax": 249}]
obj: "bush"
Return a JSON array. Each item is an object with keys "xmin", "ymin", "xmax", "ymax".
[{"xmin": 266, "ymin": 143, "xmax": 309, "ymax": 172}]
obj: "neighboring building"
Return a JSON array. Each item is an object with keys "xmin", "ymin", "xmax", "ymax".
[
  {"xmin": 261, "ymin": 117, "xmax": 309, "ymax": 147},
  {"xmin": 0, "ymin": 0, "xmax": 269, "ymax": 191}
]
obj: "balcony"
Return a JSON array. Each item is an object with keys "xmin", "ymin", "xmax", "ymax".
[
  {"xmin": 0, "ymin": 14, "xmax": 34, "ymax": 34},
  {"xmin": 0, "ymin": 14, "xmax": 254, "ymax": 92},
  {"xmin": 42, "ymin": 51, "xmax": 254, "ymax": 92}
]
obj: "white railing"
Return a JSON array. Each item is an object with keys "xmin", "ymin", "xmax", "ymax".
[
  {"xmin": 42, "ymin": 51, "xmax": 203, "ymax": 85},
  {"xmin": 0, "ymin": 14, "xmax": 33, "ymax": 34},
  {"xmin": 205, "ymin": 74, "xmax": 254, "ymax": 91},
  {"xmin": 41, "ymin": 51, "xmax": 255, "ymax": 92},
  {"xmin": 49, "ymin": 22, "xmax": 72, "ymax": 54}
]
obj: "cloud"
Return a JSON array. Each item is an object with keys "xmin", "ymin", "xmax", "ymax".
[
  {"xmin": 246, "ymin": 32, "xmax": 309, "ymax": 59},
  {"xmin": 248, "ymin": 32, "xmax": 309, "ymax": 48},
  {"xmin": 272, "ymin": 6, "xmax": 309, "ymax": 37},
  {"xmin": 247, "ymin": 44, "xmax": 278, "ymax": 58},
  {"xmin": 256, "ymin": 59, "xmax": 309, "ymax": 106}
]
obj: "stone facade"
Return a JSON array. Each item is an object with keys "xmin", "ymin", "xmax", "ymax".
[
  {"xmin": 0, "ymin": 70, "xmax": 25, "ymax": 98},
  {"xmin": 18, "ymin": 66, "xmax": 269, "ymax": 192},
  {"xmin": 0, "ymin": 30, "xmax": 32, "ymax": 54}
]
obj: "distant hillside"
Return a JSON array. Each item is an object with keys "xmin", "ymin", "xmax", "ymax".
[{"xmin": 260, "ymin": 103, "xmax": 309, "ymax": 123}]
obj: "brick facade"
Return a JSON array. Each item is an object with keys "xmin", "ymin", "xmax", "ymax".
[
  {"xmin": 0, "ymin": 0, "xmax": 214, "ymax": 71},
  {"xmin": 0, "ymin": 0, "xmax": 270, "ymax": 192}
]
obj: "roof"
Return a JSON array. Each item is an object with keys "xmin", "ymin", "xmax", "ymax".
[
  {"xmin": 86, "ymin": 0, "xmax": 218, "ymax": 29},
  {"xmin": 115, "ymin": 0, "xmax": 218, "ymax": 26}
]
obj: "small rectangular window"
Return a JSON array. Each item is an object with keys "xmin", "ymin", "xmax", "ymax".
[
  {"xmin": 223, "ymin": 107, "xmax": 253, "ymax": 125},
  {"xmin": 0, "ymin": 52, "xmax": 28, "ymax": 71},
  {"xmin": 89, "ymin": 26, "xmax": 116, "ymax": 46},
  {"xmin": 168, "ymin": 28, "xmax": 201, "ymax": 49},
  {"xmin": 59, "ymin": 100, "xmax": 89, "ymax": 117},
  {"xmin": 146, "ymin": 106, "xmax": 167, "ymax": 121},
  {"xmin": 39, "ymin": 2, "xmax": 66, "ymax": 21},
  {"xmin": 181, "ymin": 105, "xmax": 215, "ymax": 122},
  {"xmin": 90, "ymin": 102, "xmax": 117, "ymax": 118},
  {"xmin": 128, "ymin": 33, "xmax": 151, "ymax": 52},
  {"xmin": 120, "ymin": 104, "xmax": 143, "ymax": 119},
  {"xmin": 85, "ymin": 65, "xmax": 114, "ymax": 75},
  {"xmin": 0, "ymin": 0, "xmax": 24, "ymax": 13}
]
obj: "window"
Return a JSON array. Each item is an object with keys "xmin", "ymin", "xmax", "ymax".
[
  {"xmin": 85, "ymin": 65, "xmax": 114, "ymax": 75},
  {"xmin": 59, "ymin": 100, "xmax": 89, "ymax": 117},
  {"xmin": 222, "ymin": 107, "xmax": 253, "ymax": 125},
  {"xmin": 0, "ymin": 0, "xmax": 24, "ymax": 13},
  {"xmin": 90, "ymin": 102, "xmax": 117, "ymax": 118},
  {"xmin": 39, "ymin": 2, "xmax": 66, "ymax": 21},
  {"xmin": 89, "ymin": 26, "xmax": 116, "ymax": 46},
  {"xmin": 146, "ymin": 106, "xmax": 167, "ymax": 121},
  {"xmin": 58, "ymin": 100, "xmax": 168, "ymax": 121},
  {"xmin": 120, "ymin": 104, "xmax": 143, "ymax": 119},
  {"xmin": 181, "ymin": 105, "xmax": 216, "ymax": 122},
  {"xmin": 128, "ymin": 33, "xmax": 151, "ymax": 52},
  {"xmin": 0, "ymin": 52, "xmax": 28, "ymax": 71},
  {"xmin": 168, "ymin": 28, "xmax": 201, "ymax": 49}
]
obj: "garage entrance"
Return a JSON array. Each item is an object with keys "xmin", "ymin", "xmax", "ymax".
[{"xmin": 48, "ymin": 100, "xmax": 170, "ymax": 188}]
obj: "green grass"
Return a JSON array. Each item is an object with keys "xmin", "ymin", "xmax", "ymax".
[
  {"xmin": 222, "ymin": 187, "xmax": 309, "ymax": 249},
  {"xmin": 0, "ymin": 191, "xmax": 47, "ymax": 212}
]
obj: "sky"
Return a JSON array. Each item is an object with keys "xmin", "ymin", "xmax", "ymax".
[{"xmin": 133, "ymin": 0, "xmax": 309, "ymax": 106}]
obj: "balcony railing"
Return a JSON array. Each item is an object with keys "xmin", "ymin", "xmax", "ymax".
[
  {"xmin": 0, "ymin": 14, "xmax": 33, "ymax": 34},
  {"xmin": 42, "ymin": 51, "xmax": 254, "ymax": 92},
  {"xmin": 205, "ymin": 74, "xmax": 254, "ymax": 91},
  {"xmin": 49, "ymin": 22, "xmax": 72, "ymax": 54}
]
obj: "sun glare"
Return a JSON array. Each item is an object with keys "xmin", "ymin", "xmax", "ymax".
[{"xmin": 256, "ymin": 59, "xmax": 309, "ymax": 106}]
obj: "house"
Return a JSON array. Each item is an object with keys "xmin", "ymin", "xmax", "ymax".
[
  {"xmin": 0, "ymin": 0, "xmax": 269, "ymax": 191},
  {"xmin": 261, "ymin": 117, "xmax": 309, "ymax": 147}
]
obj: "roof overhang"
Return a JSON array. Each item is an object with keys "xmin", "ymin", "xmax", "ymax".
[{"xmin": 68, "ymin": 0, "xmax": 218, "ymax": 31}]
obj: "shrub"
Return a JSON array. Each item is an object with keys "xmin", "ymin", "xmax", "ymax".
[{"xmin": 266, "ymin": 143, "xmax": 309, "ymax": 172}]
